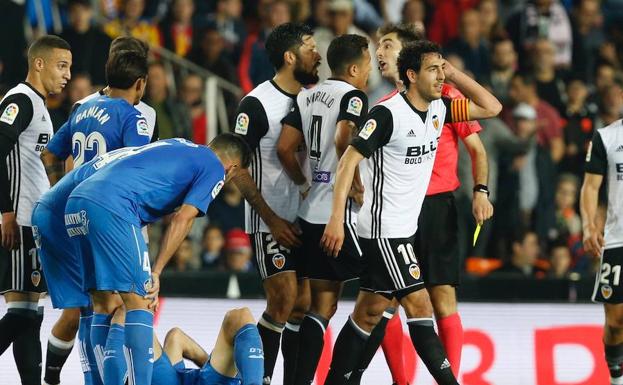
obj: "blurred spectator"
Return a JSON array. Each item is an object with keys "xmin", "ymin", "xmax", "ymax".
[
  {"xmin": 596, "ymin": 82, "xmax": 623, "ymax": 127},
  {"xmin": 204, "ymin": 0, "xmax": 246, "ymax": 62},
  {"xmin": 512, "ymin": 103, "xmax": 540, "ymax": 226},
  {"xmin": 178, "ymin": 73, "xmax": 208, "ymax": 143},
  {"xmin": 597, "ymin": 40, "xmax": 622, "ymax": 71},
  {"xmin": 144, "ymin": 62, "xmax": 190, "ymax": 139},
  {"xmin": 238, "ymin": 0, "xmax": 291, "ymax": 93},
  {"xmin": 505, "ymin": 72, "xmax": 565, "ymax": 164},
  {"xmin": 0, "ymin": 0, "xmax": 28, "ymax": 87},
  {"xmin": 189, "ymin": 27, "xmax": 237, "ymax": 83},
  {"xmin": 547, "ymin": 241, "xmax": 572, "ymax": 279},
  {"xmin": 505, "ymin": 0, "xmax": 573, "ymax": 69},
  {"xmin": 427, "ymin": 0, "xmax": 479, "ymax": 46},
  {"xmin": 49, "ymin": 73, "xmax": 94, "ymax": 131},
  {"xmin": 67, "ymin": 73, "xmax": 94, "ymax": 106},
  {"xmin": 594, "ymin": 63, "xmax": 617, "ymax": 96},
  {"xmin": 200, "ymin": 224, "xmax": 225, "ymax": 269},
  {"xmin": 306, "ymin": 0, "xmax": 330, "ymax": 28},
  {"xmin": 444, "ymin": 9, "xmax": 491, "ymax": 80},
  {"xmin": 60, "ymin": 0, "xmax": 112, "ymax": 87},
  {"xmin": 159, "ymin": 0, "xmax": 195, "ymax": 57},
  {"xmin": 560, "ymin": 78, "xmax": 597, "ymax": 176},
  {"xmin": 571, "ymin": 0, "xmax": 605, "ymax": 82},
  {"xmin": 314, "ymin": 0, "xmax": 381, "ymax": 91},
  {"xmin": 485, "ymin": 38, "xmax": 517, "ymax": 104},
  {"xmin": 477, "ymin": 0, "xmax": 505, "ymax": 42},
  {"xmin": 400, "ymin": 0, "xmax": 426, "ymax": 35},
  {"xmin": 207, "ymin": 182, "xmax": 245, "ymax": 233},
  {"xmin": 170, "ymin": 237, "xmax": 201, "ymax": 272},
  {"xmin": 532, "ymin": 39, "xmax": 567, "ymax": 115},
  {"xmin": 552, "ymin": 173, "xmax": 582, "ymax": 244},
  {"xmin": 352, "ymin": 0, "xmax": 384, "ymax": 32},
  {"xmin": 223, "ymin": 228, "xmax": 253, "ymax": 273},
  {"xmin": 490, "ymin": 229, "xmax": 546, "ymax": 278},
  {"xmin": 104, "ymin": 0, "xmax": 161, "ymax": 46}
]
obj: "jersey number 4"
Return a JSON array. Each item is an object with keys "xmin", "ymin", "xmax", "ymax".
[{"xmin": 309, "ymin": 115, "xmax": 322, "ymax": 161}]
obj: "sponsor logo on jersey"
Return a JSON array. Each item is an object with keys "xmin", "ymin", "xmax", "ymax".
[
  {"xmin": 212, "ymin": 180, "xmax": 225, "ymax": 198},
  {"xmin": 440, "ymin": 358, "xmax": 451, "ymax": 370},
  {"xmin": 65, "ymin": 210, "xmax": 90, "ymax": 237},
  {"xmin": 432, "ymin": 114, "xmax": 440, "ymax": 130},
  {"xmin": 136, "ymin": 118, "xmax": 150, "ymax": 136},
  {"xmin": 407, "ymin": 129, "xmax": 416, "ymax": 138},
  {"xmin": 617, "ymin": 163, "xmax": 623, "ymax": 181},
  {"xmin": 312, "ymin": 170, "xmax": 331, "ymax": 183},
  {"xmin": 359, "ymin": 119, "xmax": 377, "ymax": 140},
  {"xmin": 272, "ymin": 253, "xmax": 286, "ymax": 269},
  {"xmin": 409, "ymin": 264, "xmax": 421, "ymax": 280},
  {"xmin": 405, "ymin": 140, "xmax": 438, "ymax": 164},
  {"xmin": 235, "ymin": 113, "xmax": 249, "ymax": 135},
  {"xmin": 31, "ymin": 271, "xmax": 41, "ymax": 287},
  {"xmin": 37, "ymin": 133, "xmax": 50, "ymax": 144},
  {"xmin": 615, "ymin": 144, "xmax": 623, "ymax": 152},
  {"xmin": 347, "ymin": 96, "xmax": 363, "ymax": 116},
  {"xmin": 0, "ymin": 103, "xmax": 19, "ymax": 125},
  {"xmin": 41, "ymin": 115, "xmax": 46, "ymax": 122},
  {"xmin": 602, "ymin": 284, "xmax": 613, "ymax": 299}
]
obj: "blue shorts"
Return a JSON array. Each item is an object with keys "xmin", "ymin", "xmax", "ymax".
[
  {"xmin": 65, "ymin": 198, "xmax": 151, "ymax": 295},
  {"xmin": 31, "ymin": 202, "xmax": 89, "ymax": 308},
  {"xmin": 152, "ymin": 352, "xmax": 241, "ymax": 385}
]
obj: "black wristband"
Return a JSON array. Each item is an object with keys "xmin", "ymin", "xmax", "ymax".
[{"xmin": 473, "ymin": 184, "xmax": 490, "ymax": 196}]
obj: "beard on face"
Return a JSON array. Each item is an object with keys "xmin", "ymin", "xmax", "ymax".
[{"xmin": 293, "ymin": 56, "xmax": 320, "ymax": 85}]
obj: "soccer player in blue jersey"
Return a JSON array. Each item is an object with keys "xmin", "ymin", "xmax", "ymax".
[{"xmin": 62, "ymin": 134, "xmax": 250, "ymax": 385}]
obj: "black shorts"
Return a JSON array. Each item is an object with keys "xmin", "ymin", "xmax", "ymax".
[
  {"xmin": 593, "ymin": 247, "xmax": 623, "ymax": 303},
  {"xmin": 251, "ymin": 232, "xmax": 299, "ymax": 280},
  {"xmin": 299, "ymin": 219, "xmax": 361, "ymax": 282},
  {"xmin": 415, "ymin": 192, "xmax": 460, "ymax": 286},
  {"xmin": 359, "ymin": 234, "xmax": 425, "ymax": 299},
  {"xmin": 0, "ymin": 225, "xmax": 46, "ymax": 293}
]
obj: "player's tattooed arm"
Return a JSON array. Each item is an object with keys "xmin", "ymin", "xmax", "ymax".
[
  {"xmin": 41, "ymin": 148, "xmax": 65, "ymax": 186},
  {"xmin": 230, "ymin": 168, "xmax": 302, "ymax": 248}
]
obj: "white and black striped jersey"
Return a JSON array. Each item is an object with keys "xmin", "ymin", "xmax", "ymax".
[
  {"xmin": 74, "ymin": 90, "xmax": 158, "ymax": 141},
  {"xmin": 235, "ymin": 80, "xmax": 303, "ymax": 234},
  {"xmin": 585, "ymin": 119, "xmax": 623, "ymax": 249},
  {"xmin": 282, "ymin": 79, "xmax": 368, "ymax": 225},
  {"xmin": 0, "ymin": 83, "xmax": 54, "ymax": 226},
  {"xmin": 351, "ymin": 92, "xmax": 469, "ymax": 239}
]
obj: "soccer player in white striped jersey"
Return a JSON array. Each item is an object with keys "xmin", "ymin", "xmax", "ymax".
[
  {"xmin": 277, "ymin": 34, "xmax": 371, "ymax": 385},
  {"xmin": 320, "ymin": 41, "xmax": 501, "ymax": 385}
]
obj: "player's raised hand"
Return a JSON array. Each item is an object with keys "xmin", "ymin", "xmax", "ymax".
[
  {"xmin": 321, "ymin": 217, "xmax": 344, "ymax": 257},
  {"xmin": 583, "ymin": 225, "xmax": 605, "ymax": 258},
  {"xmin": 1, "ymin": 212, "xmax": 20, "ymax": 250},
  {"xmin": 144, "ymin": 271, "xmax": 160, "ymax": 306},
  {"xmin": 472, "ymin": 193, "xmax": 493, "ymax": 225},
  {"xmin": 268, "ymin": 216, "xmax": 302, "ymax": 248}
]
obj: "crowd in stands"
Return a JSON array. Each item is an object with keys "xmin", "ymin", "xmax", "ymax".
[{"xmin": 1, "ymin": 0, "xmax": 623, "ymax": 280}]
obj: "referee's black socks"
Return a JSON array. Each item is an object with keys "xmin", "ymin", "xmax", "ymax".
[{"xmin": 407, "ymin": 318, "xmax": 459, "ymax": 385}]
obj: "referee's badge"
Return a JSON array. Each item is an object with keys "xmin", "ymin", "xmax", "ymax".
[
  {"xmin": 272, "ymin": 253, "xmax": 285, "ymax": 269},
  {"xmin": 409, "ymin": 264, "xmax": 421, "ymax": 280},
  {"xmin": 432, "ymin": 114, "xmax": 440, "ymax": 130},
  {"xmin": 31, "ymin": 271, "xmax": 41, "ymax": 287},
  {"xmin": 602, "ymin": 284, "xmax": 613, "ymax": 299}
]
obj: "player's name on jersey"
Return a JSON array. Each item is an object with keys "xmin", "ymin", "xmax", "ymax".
[
  {"xmin": 305, "ymin": 90, "xmax": 335, "ymax": 108},
  {"xmin": 74, "ymin": 105, "xmax": 111, "ymax": 126}
]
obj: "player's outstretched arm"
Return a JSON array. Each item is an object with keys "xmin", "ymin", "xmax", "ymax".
[
  {"xmin": 321, "ymin": 146, "xmax": 364, "ymax": 257},
  {"xmin": 462, "ymin": 134, "xmax": 493, "ymax": 225},
  {"xmin": 146, "ymin": 204, "xmax": 199, "ymax": 301},
  {"xmin": 580, "ymin": 173, "xmax": 605, "ymax": 258},
  {"xmin": 277, "ymin": 124, "xmax": 309, "ymax": 190},
  {"xmin": 443, "ymin": 60, "xmax": 502, "ymax": 121},
  {"xmin": 230, "ymin": 168, "xmax": 302, "ymax": 248}
]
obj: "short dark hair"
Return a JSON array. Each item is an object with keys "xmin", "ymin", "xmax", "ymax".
[
  {"xmin": 397, "ymin": 40, "xmax": 441, "ymax": 87},
  {"xmin": 27, "ymin": 35, "xmax": 71, "ymax": 63},
  {"xmin": 378, "ymin": 23, "xmax": 423, "ymax": 45},
  {"xmin": 265, "ymin": 22, "xmax": 313, "ymax": 70},
  {"xmin": 68, "ymin": 0, "xmax": 91, "ymax": 8},
  {"xmin": 105, "ymin": 50, "xmax": 148, "ymax": 89},
  {"xmin": 512, "ymin": 71, "xmax": 537, "ymax": 87},
  {"xmin": 210, "ymin": 133, "xmax": 252, "ymax": 169},
  {"xmin": 327, "ymin": 34, "xmax": 369, "ymax": 76},
  {"xmin": 109, "ymin": 36, "xmax": 149, "ymax": 57},
  {"xmin": 511, "ymin": 227, "xmax": 537, "ymax": 246}
]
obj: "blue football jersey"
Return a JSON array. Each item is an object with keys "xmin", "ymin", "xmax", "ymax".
[
  {"xmin": 46, "ymin": 95, "xmax": 151, "ymax": 166},
  {"xmin": 69, "ymin": 138, "xmax": 226, "ymax": 226}
]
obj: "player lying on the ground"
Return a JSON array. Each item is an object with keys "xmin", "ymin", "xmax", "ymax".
[{"xmin": 102, "ymin": 306, "xmax": 264, "ymax": 385}]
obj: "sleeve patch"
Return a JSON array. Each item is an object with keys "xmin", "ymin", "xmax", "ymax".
[
  {"xmin": 586, "ymin": 141, "xmax": 593, "ymax": 162},
  {"xmin": 0, "ymin": 103, "xmax": 19, "ymax": 125},
  {"xmin": 346, "ymin": 96, "xmax": 364, "ymax": 116},
  {"xmin": 211, "ymin": 180, "xmax": 225, "ymax": 198},
  {"xmin": 235, "ymin": 113, "xmax": 250, "ymax": 135},
  {"xmin": 359, "ymin": 119, "xmax": 377, "ymax": 139},
  {"xmin": 136, "ymin": 118, "xmax": 150, "ymax": 136}
]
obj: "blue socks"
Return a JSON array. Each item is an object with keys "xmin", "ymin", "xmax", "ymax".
[
  {"xmin": 90, "ymin": 313, "xmax": 112, "ymax": 384},
  {"xmin": 234, "ymin": 324, "xmax": 264, "ymax": 385},
  {"xmin": 78, "ymin": 308, "xmax": 99, "ymax": 385},
  {"xmin": 124, "ymin": 310, "xmax": 154, "ymax": 385},
  {"xmin": 104, "ymin": 324, "xmax": 127, "ymax": 385}
]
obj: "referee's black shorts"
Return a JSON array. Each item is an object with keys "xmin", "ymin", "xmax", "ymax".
[
  {"xmin": 0, "ymin": 225, "xmax": 46, "ymax": 294},
  {"xmin": 415, "ymin": 191, "xmax": 460, "ymax": 286}
]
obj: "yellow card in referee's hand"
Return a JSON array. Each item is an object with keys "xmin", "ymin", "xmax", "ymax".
[{"xmin": 473, "ymin": 224, "xmax": 482, "ymax": 247}]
